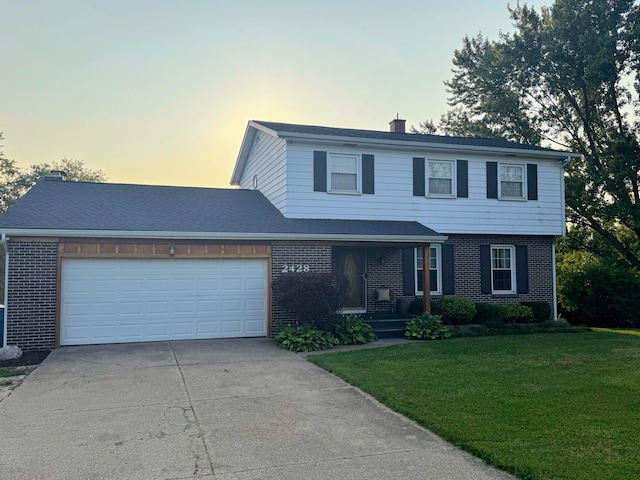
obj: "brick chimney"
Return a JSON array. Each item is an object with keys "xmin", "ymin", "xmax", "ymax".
[
  {"xmin": 45, "ymin": 170, "xmax": 67, "ymax": 181},
  {"xmin": 389, "ymin": 117, "xmax": 406, "ymax": 133}
]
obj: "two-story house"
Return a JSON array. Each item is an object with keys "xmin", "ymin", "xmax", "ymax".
[{"xmin": 0, "ymin": 119, "xmax": 579, "ymax": 351}]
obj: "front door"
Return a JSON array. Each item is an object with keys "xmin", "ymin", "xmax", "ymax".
[{"xmin": 334, "ymin": 247, "xmax": 366, "ymax": 311}]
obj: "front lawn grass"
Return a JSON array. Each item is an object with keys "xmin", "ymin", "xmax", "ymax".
[
  {"xmin": 309, "ymin": 333, "xmax": 640, "ymax": 480},
  {"xmin": 0, "ymin": 366, "xmax": 28, "ymax": 378}
]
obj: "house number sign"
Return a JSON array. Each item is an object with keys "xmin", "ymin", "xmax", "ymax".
[{"xmin": 281, "ymin": 264, "xmax": 310, "ymax": 273}]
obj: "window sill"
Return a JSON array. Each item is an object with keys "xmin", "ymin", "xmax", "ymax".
[
  {"xmin": 328, "ymin": 190, "xmax": 362, "ymax": 196},
  {"xmin": 491, "ymin": 292, "xmax": 518, "ymax": 297},
  {"xmin": 497, "ymin": 197, "xmax": 527, "ymax": 202},
  {"xmin": 426, "ymin": 194, "xmax": 456, "ymax": 199}
]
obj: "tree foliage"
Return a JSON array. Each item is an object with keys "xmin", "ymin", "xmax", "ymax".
[
  {"xmin": 0, "ymin": 134, "xmax": 107, "ymax": 299},
  {"xmin": 436, "ymin": 0, "xmax": 640, "ymax": 268},
  {"xmin": 0, "ymin": 137, "xmax": 107, "ymax": 215}
]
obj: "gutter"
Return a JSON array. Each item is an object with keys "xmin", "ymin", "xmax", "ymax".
[
  {"xmin": 271, "ymin": 130, "xmax": 583, "ymax": 161},
  {"xmin": 0, "ymin": 229, "xmax": 447, "ymax": 244},
  {"xmin": 1, "ymin": 233, "xmax": 8, "ymax": 348}
]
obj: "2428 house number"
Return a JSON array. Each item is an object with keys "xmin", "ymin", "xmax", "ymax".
[{"xmin": 281, "ymin": 264, "xmax": 310, "ymax": 273}]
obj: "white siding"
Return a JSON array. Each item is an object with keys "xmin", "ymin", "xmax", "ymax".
[
  {"xmin": 238, "ymin": 131, "xmax": 288, "ymax": 214},
  {"xmin": 284, "ymin": 145, "xmax": 565, "ymax": 235}
]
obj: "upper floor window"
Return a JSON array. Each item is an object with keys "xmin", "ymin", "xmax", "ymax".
[
  {"xmin": 427, "ymin": 160, "xmax": 454, "ymax": 196},
  {"xmin": 491, "ymin": 245, "xmax": 516, "ymax": 294},
  {"xmin": 329, "ymin": 153, "xmax": 360, "ymax": 193},
  {"xmin": 415, "ymin": 245, "xmax": 442, "ymax": 295},
  {"xmin": 414, "ymin": 158, "xmax": 468, "ymax": 198},
  {"xmin": 499, "ymin": 164, "xmax": 525, "ymax": 200}
]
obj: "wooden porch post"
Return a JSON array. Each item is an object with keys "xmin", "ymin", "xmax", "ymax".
[{"xmin": 422, "ymin": 243, "xmax": 431, "ymax": 315}]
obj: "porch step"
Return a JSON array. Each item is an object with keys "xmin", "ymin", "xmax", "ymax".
[{"xmin": 365, "ymin": 318, "xmax": 411, "ymax": 339}]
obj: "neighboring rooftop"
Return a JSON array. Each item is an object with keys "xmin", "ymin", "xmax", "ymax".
[{"xmin": 0, "ymin": 179, "xmax": 443, "ymax": 242}]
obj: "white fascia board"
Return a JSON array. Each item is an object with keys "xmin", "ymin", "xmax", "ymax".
[
  {"xmin": 277, "ymin": 131, "xmax": 582, "ymax": 161},
  {"xmin": 1, "ymin": 229, "xmax": 447, "ymax": 244}
]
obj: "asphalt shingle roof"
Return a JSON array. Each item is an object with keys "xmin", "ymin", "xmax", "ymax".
[
  {"xmin": 0, "ymin": 179, "xmax": 441, "ymax": 239},
  {"xmin": 254, "ymin": 120, "xmax": 559, "ymax": 152}
]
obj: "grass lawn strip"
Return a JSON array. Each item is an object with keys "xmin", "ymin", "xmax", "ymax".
[
  {"xmin": 591, "ymin": 327, "xmax": 640, "ymax": 336},
  {"xmin": 309, "ymin": 333, "xmax": 640, "ymax": 480}
]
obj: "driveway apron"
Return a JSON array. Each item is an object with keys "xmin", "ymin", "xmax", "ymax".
[{"xmin": 0, "ymin": 338, "xmax": 514, "ymax": 480}]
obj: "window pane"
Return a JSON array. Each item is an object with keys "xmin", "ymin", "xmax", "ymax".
[
  {"xmin": 493, "ymin": 270, "xmax": 512, "ymax": 290},
  {"xmin": 416, "ymin": 248, "xmax": 424, "ymax": 269},
  {"xmin": 331, "ymin": 155, "xmax": 357, "ymax": 174},
  {"xmin": 430, "ymin": 270, "xmax": 438, "ymax": 291},
  {"xmin": 331, "ymin": 173, "xmax": 357, "ymax": 191},
  {"xmin": 429, "ymin": 161, "xmax": 452, "ymax": 179},
  {"xmin": 500, "ymin": 165, "xmax": 523, "ymax": 181},
  {"xmin": 492, "ymin": 248, "xmax": 511, "ymax": 269},
  {"xmin": 429, "ymin": 178, "xmax": 452, "ymax": 195},
  {"xmin": 417, "ymin": 272, "xmax": 423, "ymax": 292},
  {"xmin": 501, "ymin": 181, "xmax": 523, "ymax": 198},
  {"xmin": 429, "ymin": 247, "xmax": 437, "ymax": 269}
]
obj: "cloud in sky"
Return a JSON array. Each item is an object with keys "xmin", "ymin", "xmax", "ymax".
[{"xmin": 0, "ymin": 0, "xmax": 553, "ymax": 188}]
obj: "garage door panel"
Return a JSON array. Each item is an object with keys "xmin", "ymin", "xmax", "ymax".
[{"xmin": 61, "ymin": 258, "xmax": 267, "ymax": 345}]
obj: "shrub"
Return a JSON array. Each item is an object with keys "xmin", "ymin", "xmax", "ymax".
[
  {"xmin": 557, "ymin": 251, "xmax": 640, "ymax": 327},
  {"xmin": 474, "ymin": 303, "xmax": 504, "ymax": 325},
  {"xmin": 408, "ymin": 296, "xmax": 424, "ymax": 315},
  {"xmin": 272, "ymin": 273, "xmax": 345, "ymax": 330},
  {"xmin": 500, "ymin": 304, "xmax": 535, "ymax": 323},
  {"xmin": 275, "ymin": 325, "xmax": 338, "ymax": 352},
  {"xmin": 405, "ymin": 314, "xmax": 451, "ymax": 340},
  {"xmin": 520, "ymin": 301, "xmax": 552, "ymax": 323},
  {"xmin": 437, "ymin": 297, "xmax": 476, "ymax": 325},
  {"xmin": 333, "ymin": 315, "xmax": 377, "ymax": 345}
]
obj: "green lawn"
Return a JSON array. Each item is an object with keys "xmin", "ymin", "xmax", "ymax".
[{"xmin": 309, "ymin": 333, "xmax": 640, "ymax": 480}]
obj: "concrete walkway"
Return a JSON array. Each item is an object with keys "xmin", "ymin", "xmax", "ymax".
[{"xmin": 0, "ymin": 338, "xmax": 514, "ymax": 480}]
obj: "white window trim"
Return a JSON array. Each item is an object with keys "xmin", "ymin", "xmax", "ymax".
[
  {"xmin": 415, "ymin": 245, "xmax": 442, "ymax": 295},
  {"xmin": 328, "ymin": 152, "xmax": 362, "ymax": 194},
  {"xmin": 426, "ymin": 159, "xmax": 456, "ymax": 197},
  {"xmin": 498, "ymin": 162, "xmax": 527, "ymax": 201},
  {"xmin": 490, "ymin": 244, "xmax": 517, "ymax": 294}
]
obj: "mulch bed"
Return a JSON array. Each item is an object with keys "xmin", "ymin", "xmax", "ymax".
[{"xmin": 0, "ymin": 351, "xmax": 51, "ymax": 368}]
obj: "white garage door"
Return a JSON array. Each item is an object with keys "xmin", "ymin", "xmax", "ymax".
[{"xmin": 61, "ymin": 258, "xmax": 268, "ymax": 345}]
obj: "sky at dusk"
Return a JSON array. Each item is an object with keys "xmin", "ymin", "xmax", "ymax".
[{"xmin": 1, "ymin": 0, "xmax": 553, "ymax": 188}]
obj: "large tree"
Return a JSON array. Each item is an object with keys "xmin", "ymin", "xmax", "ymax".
[{"xmin": 432, "ymin": 0, "xmax": 640, "ymax": 268}]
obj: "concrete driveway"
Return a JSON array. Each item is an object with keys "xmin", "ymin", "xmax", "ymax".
[{"xmin": 0, "ymin": 339, "xmax": 514, "ymax": 480}]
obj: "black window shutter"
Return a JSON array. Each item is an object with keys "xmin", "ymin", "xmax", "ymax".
[
  {"xmin": 516, "ymin": 245, "xmax": 529, "ymax": 294},
  {"xmin": 486, "ymin": 162, "xmax": 498, "ymax": 199},
  {"xmin": 480, "ymin": 245, "xmax": 492, "ymax": 294},
  {"xmin": 413, "ymin": 158, "xmax": 425, "ymax": 196},
  {"xmin": 402, "ymin": 248, "xmax": 416, "ymax": 295},
  {"xmin": 527, "ymin": 164, "xmax": 538, "ymax": 200},
  {"xmin": 442, "ymin": 244, "xmax": 455, "ymax": 295},
  {"xmin": 362, "ymin": 154, "xmax": 375, "ymax": 194},
  {"xmin": 313, "ymin": 151, "xmax": 327, "ymax": 192},
  {"xmin": 456, "ymin": 160, "xmax": 468, "ymax": 198}
]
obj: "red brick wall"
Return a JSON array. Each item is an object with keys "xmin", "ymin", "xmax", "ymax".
[
  {"xmin": 447, "ymin": 234, "xmax": 555, "ymax": 306},
  {"xmin": 364, "ymin": 247, "xmax": 404, "ymax": 312},
  {"xmin": 270, "ymin": 244, "xmax": 332, "ymax": 335},
  {"xmin": 6, "ymin": 241, "xmax": 58, "ymax": 351}
]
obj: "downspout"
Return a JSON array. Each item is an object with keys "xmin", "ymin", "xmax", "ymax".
[
  {"xmin": 1, "ymin": 233, "xmax": 8, "ymax": 348},
  {"xmin": 552, "ymin": 243, "xmax": 558, "ymax": 321},
  {"xmin": 553, "ymin": 155, "xmax": 572, "ymax": 321}
]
